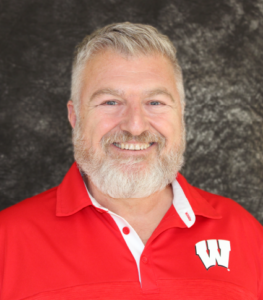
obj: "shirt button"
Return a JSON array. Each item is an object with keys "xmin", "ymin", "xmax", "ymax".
[
  {"xmin": 142, "ymin": 255, "xmax": 148, "ymax": 263},
  {"xmin": 122, "ymin": 227, "xmax": 130, "ymax": 235}
]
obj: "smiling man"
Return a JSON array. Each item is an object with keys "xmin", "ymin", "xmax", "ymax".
[
  {"xmin": 0, "ymin": 23, "xmax": 263, "ymax": 300},
  {"xmin": 68, "ymin": 48, "xmax": 186, "ymax": 245}
]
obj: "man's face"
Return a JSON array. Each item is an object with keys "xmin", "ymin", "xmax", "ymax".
[{"xmin": 69, "ymin": 49, "xmax": 185, "ymax": 198}]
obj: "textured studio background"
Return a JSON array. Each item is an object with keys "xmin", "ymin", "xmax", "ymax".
[{"xmin": 0, "ymin": 0, "xmax": 263, "ymax": 222}]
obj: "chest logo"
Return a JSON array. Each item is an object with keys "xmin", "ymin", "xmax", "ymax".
[{"xmin": 195, "ymin": 239, "xmax": 231, "ymax": 270}]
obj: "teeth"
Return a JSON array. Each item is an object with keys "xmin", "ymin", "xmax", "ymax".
[{"xmin": 114, "ymin": 143, "xmax": 152, "ymax": 150}]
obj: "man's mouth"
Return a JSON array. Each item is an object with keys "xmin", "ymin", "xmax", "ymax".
[{"xmin": 113, "ymin": 142, "xmax": 154, "ymax": 151}]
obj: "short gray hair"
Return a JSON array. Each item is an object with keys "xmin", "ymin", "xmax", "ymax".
[{"xmin": 71, "ymin": 22, "xmax": 185, "ymax": 113}]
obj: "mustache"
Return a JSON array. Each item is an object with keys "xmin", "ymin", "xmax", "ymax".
[{"xmin": 101, "ymin": 131, "xmax": 166, "ymax": 150}]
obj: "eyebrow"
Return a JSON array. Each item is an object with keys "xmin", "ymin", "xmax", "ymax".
[
  {"xmin": 89, "ymin": 87, "xmax": 175, "ymax": 103},
  {"xmin": 143, "ymin": 88, "xmax": 175, "ymax": 103},
  {"xmin": 90, "ymin": 88, "xmax": 124, "ymax": 102}
]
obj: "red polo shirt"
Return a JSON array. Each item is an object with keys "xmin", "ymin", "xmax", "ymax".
[{"xmin": 0, "ymin": 163, "xmax": 262, "ymax": 300}]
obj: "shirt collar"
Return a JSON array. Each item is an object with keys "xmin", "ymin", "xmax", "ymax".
[
  {"xmin": 56, "ymin": 162, "xmax": 93, "ymax": 216},
  {"xmin": 176, "ymin": 173, "xmax": 221, "ymax": 221},
  {"xmin": 56, "ymin": 163, "xmax": 222, "ymax": 225}
]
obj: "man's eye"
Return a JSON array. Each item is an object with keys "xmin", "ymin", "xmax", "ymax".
[
  {"xmin": 150, "ymin": 101, "xmax": 161, "ymax": 105},
  {"xmin": 104, "ymin": 101, "xmax": 118, "ymax": 105}
]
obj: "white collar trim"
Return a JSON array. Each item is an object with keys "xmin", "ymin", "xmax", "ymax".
[{"xmin": 172, "ymin": 180, "xmax": 196, "ymax": 228}]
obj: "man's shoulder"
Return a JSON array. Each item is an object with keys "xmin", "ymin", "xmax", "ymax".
[
  {"xmin": 0, "ymin": 186, "xmax": 58, "ymax": 227},
  {"xmin": 194, "ymin": 185, "xmax": 263, "ymax": 234},
  {"xmin": 195, "ymin": 186, "xmax": 254, "ymax": 215}
]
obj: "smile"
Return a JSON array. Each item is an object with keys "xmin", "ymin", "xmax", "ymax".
[{"xmin": 113, "ymin": 142, "xmax": 154, "ymax": 151}]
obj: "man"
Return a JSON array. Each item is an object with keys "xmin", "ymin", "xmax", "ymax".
[{"xmin": 0, "ymin": 23, "xmax": 262, "ymax": 300}]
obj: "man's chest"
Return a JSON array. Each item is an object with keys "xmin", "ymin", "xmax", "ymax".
[{"xmin": 1, "ymin": 210, "xmax": 260, "ymax": 300}]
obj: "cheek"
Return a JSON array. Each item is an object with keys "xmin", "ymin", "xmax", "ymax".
[
  {"xmin": 83, "ymin": 113, "xmax": 119, "ymax": 146},
  {"xmin": 151, "ymin": 112, "xmax": 183, "ymax": 142}
]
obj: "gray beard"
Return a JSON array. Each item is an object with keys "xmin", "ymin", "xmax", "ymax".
[{"xmin": 73, "ymin": 123, "xmax": 185, "ymax": 199}]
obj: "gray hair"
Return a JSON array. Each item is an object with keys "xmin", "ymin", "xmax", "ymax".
[{"xmin": 71, "ymin": 22, "xmax": 185, "ymax": 114}]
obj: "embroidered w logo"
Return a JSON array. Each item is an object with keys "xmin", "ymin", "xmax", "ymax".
[{"xmin": 195, "ymin": 240, "xmax": 231, "ymax": 269}]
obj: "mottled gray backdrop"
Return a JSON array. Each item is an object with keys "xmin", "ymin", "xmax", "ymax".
[{"xmin": 0, "ymin": 0, "xmax": 263, "ymax": 222}]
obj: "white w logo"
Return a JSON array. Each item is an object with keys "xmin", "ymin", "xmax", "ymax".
[{"xmin": 195, "ymin": 240, "xmax": 231, "ymax": 269}]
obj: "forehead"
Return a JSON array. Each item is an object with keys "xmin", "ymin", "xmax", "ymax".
[
  {"xmin": 84, "ymin": 49, "xmax": 175, "ymax": 76},
  {"xmin": 80, "ymin": 49, "xmax": 179, "ymax": 100}
]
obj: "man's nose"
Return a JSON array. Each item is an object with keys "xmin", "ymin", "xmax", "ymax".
[{"xmin": 119, "ymin": 104, "xmax": 149, "ymax": 136}]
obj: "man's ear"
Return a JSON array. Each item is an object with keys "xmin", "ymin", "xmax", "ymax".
[{"xmin": 67, "ymin": 100, "xmax": 77, "ymax": 129}]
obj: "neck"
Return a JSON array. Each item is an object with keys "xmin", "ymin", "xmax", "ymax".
[{"xmin": 84, "ymin": 176, "xmax": 174, "ymax": 244}]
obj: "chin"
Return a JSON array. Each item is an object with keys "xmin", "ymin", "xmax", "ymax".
[{"xmin": 73, "ymin": 124, "xmax": 185, "ymax": 199}]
